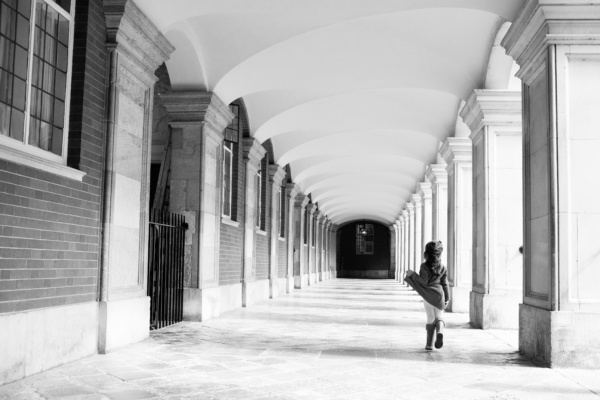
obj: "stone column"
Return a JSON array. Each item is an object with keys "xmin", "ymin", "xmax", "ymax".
[
  {"xmin": 426, "ymin": 164, "xmax": 448, "ymax": 269},
  {"xmin": 242, "ymin": 139, "xmax": 267, "ymax": 307},
  {"xmin": 268, "ymin": 166, "xmax": 286, "ymax": 299},
  {"xmin": 397, "ymin": 219, "xmax": 405, "ymax": 282},
  {"xmin": 285, "ymin": 184, "xmax": 300, "ymax": 293},
  {"xmin": 441, "ymin": 138, "xmax": 473, "ymax": 313},
  {"xmin": 306, "ymin": 204, "xmax": 317, "ymax": 285},
  {"xmin": 502, "ymin": 0, "xmax": 600, "ymax": 367},
  {"xmin": 411, "ymin": 194, "xmax": 423, "ymax": 267},
  {"xmin": 406, "ymin": 204, "xmax": 416, "ymax": 272},
  {"xmin": 314, "ymin": 212, "xmax": 322, "ymax": 282},
  {"xmin": 293, "ymin": 195, "xmax": 310, "ymax": 288},
  {"xmin": 321, "ymin": 218, "xmax": 329, "ymax": 281},
  {"xmin": 390, "ymin": 225, "xmax": 397, "ymax": 280},
  {"xmin": 162, "ymin": 92, "xmax": 233, "ymax": 321},
  {"xmin": 418, "ymin": 182, "xmax": 433, "ymax": 250},
  {"xmin": 330, "ymin": 225, "xmax": 339, "ymax": 277},
  {"xmin": 99, "ymin": 0, "xmax": 174, "ymax": 353},
  {"xmin": 402, "ymin": 209, "xmax": 410, "ymax": 282},
  {"xmin": 461, "ymin": 89, "xmax": 523, "ymax": 329}
]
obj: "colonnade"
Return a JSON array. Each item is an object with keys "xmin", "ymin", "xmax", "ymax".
[{"xmin": 393, "ymin": 1, "xmax": 600, "ymax": 368}]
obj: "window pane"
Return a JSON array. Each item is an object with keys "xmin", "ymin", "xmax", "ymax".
[
  {"xmin": 9, "ymin": 107, "xmax": 23, "ymax": 140},
  {"xmin": 41, "ymin": 91, "xmax": 52, "ymax": 121},
  {"xmin": 54, "ymin": 0, "xmax": 71, "ymax": 14},
  {"xmin": 35, "ymin": 2, "xmax": 45, "ymax": 28},
  {"xmin": 12, "ymin": 76, "xmax": 25, "ymax": 110},
  {"xmin": 30, "ymin": 86, "xmax": 40, "ymax": 117},
  {"xmin": 54, "ymin": 69, "xmax": 65, "ymax": 100},
  {"xmin": 51, "ymin": 127, "xmax": 62, "ymax": 155},
  {"xmin": 57, "ymin": 14, "xmax": 68, "ymax": 45},
  {"xmin": 39, "ymin": 121, "xmax": 51, "ymax": 150},
  {"xmin": 33, "ymin": 26, "xmax": 43, "ymax": 56},
  {"xmin": 42, "ymin": 61, "xmax": 54, "ymax": 92},
  {"xmin": 13, "ymin": 44, "xmax": 27, "ymax": 79},
  {"xmin": 0, "ymin": 36, "xmax": 15, "ymax": 71},
  {"xmin": 0, "ymin": 102, "xmax": 10, "ymax": 136},
  {"xmin": 0, "ymin": 69, "xmax": 13, "ymax": 103},
  {"xmin": 53, "ymin": 98, "xmax": 63, "ymax": 127},
  {"xmin": 31, "ymin": 55, "xmax": 41, "ymax": 87},
  {"xmin": 17, "ymin": 0, "xmax": 31, "ymax": 18},
  {"xmin": 56, "ymin": 42, "xmax": 67, "ymax": 72},
  {"xmin": 44, "ymin": 34, "xmax": 55, "ymax": 65},
  {"xmin": 0, "ymin": 4, "xmax": 16, "ymax": 40},
  {"xmin": 28, "ymin": 117, "xmax": 39, "ymax": 146},
  {"xmin": 223, "ymin": 149, "xmax": 231, "ymax": 217},
  {"xmin": 45, "ymin": 5, "xmax": 58, "ymax": 37},
  {"xmin": 16, "ymin": 14, "xmax": 29, "ymax": 48}
]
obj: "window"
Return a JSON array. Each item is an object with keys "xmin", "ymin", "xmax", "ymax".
[
  {"xmin": 255, "ymin": 167, "xmax": 261, "ymax": 229},
  {"xmin": 303, "ymin": 206, "xmax": 308, "ymax": 244},
  {"xmin": 0, "ymin": 0, "xmax": 74, "ymax": 164},
  {"xmin": 222, "ymin": 142, "xmax": 232, "ymax": 218},
  {"xmin": 312, "ymin": 213, "xmax": 316, "ymax": 247},
  {"xmin": 279, "ymin": 186, "xmax": 285, "ymax": 238},
  {"xmin": 356, "ymin": 223, "xmax": 374, "ymax": 255}
]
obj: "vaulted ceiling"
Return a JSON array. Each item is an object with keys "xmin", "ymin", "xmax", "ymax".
[{"xmin": 137, "ymin": 0, "xmax": 524, "ymax": 225}]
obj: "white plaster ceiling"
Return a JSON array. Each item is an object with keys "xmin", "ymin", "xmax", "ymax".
[{"xmin": 138, "ymin": 0, "xmax": 524, "ymax": 225}]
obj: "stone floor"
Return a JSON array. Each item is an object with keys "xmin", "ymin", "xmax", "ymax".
[{"xmin": 1, "ymin": 279, "xmax": 599, "ymax": 400}]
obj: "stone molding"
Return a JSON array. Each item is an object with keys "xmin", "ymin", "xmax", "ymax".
[
  {"xmin": 440, "ymin": 138, "xmax": 472, "ymax": 171},
  {"xmin": 502, "ymin": 0, "xmax": 600, "ymax": 81},
  {"xmin": 104, "ymin": 0, "xmax": 174, "ymax": 81},
  {"xmin": 416, "ymin": 182, "xmax": 432, "ymax": 200},
  {"xmin": 410, "ymin": 193, "xmax": 422, "ymax": 208},
  {"xmin": 425, "ymin": 164, "xmax": 448, "ymax": 186},
  {"xmin": 268, "ymin": 165, "xmax": 287, "ymax": 187},
  {"xmin": 286, "ymin": 183, "xmax": 300, "ymax": 200},
  {"xmin": 243, "ymin": 138, "xmax": 267, "ymax": 168},
  {"xmin": 294, "ymin": 194, "xmax": 310, "ymax": 208},
  {"xmin": 402, "ymin": 209, "xmax": 409, "ymax": 218},
  {"xmin": 307, "ymin": 203, "xmax": 317, "ymax": 216},
  {"xmin": 406, "ymin": 203, "xmax": 415, "ymax": 214},
  {"xmin": 461, "ymin": 90, "xmax": 522, "ymax": 140},
  {"xmin": 161, "ymin": 92, "xmax": 234, "ymax": 136}
]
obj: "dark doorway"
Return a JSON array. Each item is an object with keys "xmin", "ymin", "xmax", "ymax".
[{"xmin": 337, "ymin": 221, "xmax": 391, "ymax": 278}]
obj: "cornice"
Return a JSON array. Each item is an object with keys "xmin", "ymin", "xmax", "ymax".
[
  {"xmin": 104, "ymin": 0, "xmax": 174, "ymax": 79},
  {"xmin": 410, "ymin": 193, "xmax": 423, "ymax": 208},
  {"xmin": 161, "ymin": 92, "xmax": 234, "ymax": 135},
  {"xmin": 425, "ymin": 164, "xmax": 448, "ymax": 186},
  {"xmin": 268, "ymin": 165, "xmax": 287, "ymax": 186},
  {"xmin": 294, "ymin": 194, "xmax": 309, "ymax": 208},
  {"xmin": 243, "ymin": 138, "xmax": 267, "ymax": 166},
  {"xmin": 307, "ymin": 203, "xmax": 317, "ymax": 215},
  {"xmin": 502, "ymin": 0, "xmax": 600, "ymax": 82},
  {"xmin": 286, "ymin": 183, "xmax": 300, "ymax": 199},
  {"xmin": 416, "ymin": 182, "xmax": 432, "ymax": 201},
  {"xmin": 406, "ymin": 203, "xmax": 415, "ymax": 214},
  {"xmin": 461, "ymin": 90, "xmax": 522, "ymax": 140},
  {"xmin": 440, "ymin": 137, "xmax": 472, "ymax": 169}
]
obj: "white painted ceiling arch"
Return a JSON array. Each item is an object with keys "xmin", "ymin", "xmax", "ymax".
[{"xmin": 137, "ymin": 0, "xmax": 525, "ymax": 226}]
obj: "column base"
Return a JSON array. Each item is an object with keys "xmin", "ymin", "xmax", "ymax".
[
  {"xmin": 269, "ymin": 278, "xmax": 279, "ymax": 299},
  {"xmin": 447, "ymin": 286, "xmax": 470, "ymax": 313},
  {"xmin": 184, "ymin": 285, "xmax": 242, "ymax": 322},
  {"xmin": 294, "ymin": 274, "xmax": 308, "ymax": 289},
  {"xmin": 285, "ymin": 276, "xmax": 294, "ymax": 293},
  {"xmin": 470, "ymin": 291, "xmax": 520, "ymax": 329},
  {"xmin": 309, "ymin": 273, "xmax": 317, "ymax": 285},
  {"xmin": 99, "ymin": 296, "xmax": 149, "ymax": 354},
  {"xmin": 519, "ymin": 304, "xmax": 600, "ymax": 368},
  {"xmin": 242, "ymin": 279, "xmax": 270, "ymax": 307}
]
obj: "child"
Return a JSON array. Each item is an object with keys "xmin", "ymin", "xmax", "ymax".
[{"xmin": 404, "ymin": 241, "xmax": 449, "ymax": 350}]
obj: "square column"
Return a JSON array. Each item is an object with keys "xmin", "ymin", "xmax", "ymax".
[
  {"xmin": 441, "ymin": 138, "xmax": 473, "ymax": 312},
  {"xmin": 406, "ymin": 204, "xmax": 416, "ymax": 272},
  {"xmin": 390, "ymin": 225, "xmax": 397, "ymax": 280},
  {"xmin": 503, "ymin": 0, "xmax": 600, "ymax": 367},
  {"xmin": 268, "ymin": 166, "xmax": 286, "ymax": 299},
  {"xmin": 397, "ymin": 219, "xmax": 405, "ymax": 282},
  {"xmin": 285, "ymin": 184, "xmax": 300, "ymax": 292},
  {"xmin": 402, "ymin": 209, "xmax": 410, "ymax": 283},
  {"xmin": 242, "ymin": 139, "xmax": 267, "ymax": 306},
  {"xmin": 306, "ymin": 204, "xmax": 317, "ymax": 285},
  {"xmin": 411, "ymin": 194, "xmax": 423, "ymax": 266},
  {"xmin": 162, "ymin": 92, "xmax": 234, "ymax": 321},
  {"xmin": 417, "ymin": 182, "xmax": 433, "ymax": 249},
  {"xmin": 99, "ymin": 1, "xmax": 174, "ymax": 352},
  {"xmin": 461, "ymin": 90, "xmax": 523, "ymax": 329},
  {"xmin": 426, "ymin": 165, "xmax": 448, "ymax": 269},
  {"xmin": 293, "ymin": 195, "xmax": 310, "ymax": 288},
  {"xmin": 315, "ymin": 212, "xmax": 324, "ymax": 282}
]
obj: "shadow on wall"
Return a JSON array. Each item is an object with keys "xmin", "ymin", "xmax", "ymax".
[{"xmin": 337, "ymin": 221, "xmax": 390, "ymax": 279}]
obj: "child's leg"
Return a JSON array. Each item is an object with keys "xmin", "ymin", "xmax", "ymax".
[
  {"xmin": 423, "ymin": 301, "xmax": 435, "ymax": 324},
  {"xmin": 434, "ymin": 308, "xmax": 444, "ymax": 334}
]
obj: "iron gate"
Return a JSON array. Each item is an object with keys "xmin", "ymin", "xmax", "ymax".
[{"xmin": 147, "ymin": 209, "xmax": 188, "ymax": 330}]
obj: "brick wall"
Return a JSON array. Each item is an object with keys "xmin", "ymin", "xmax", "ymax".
[{"xmin": 0, "ymin": 0, "xmax": 107, "ymax": 314}]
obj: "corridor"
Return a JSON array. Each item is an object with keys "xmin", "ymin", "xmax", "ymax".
[{"xmin": 0, "ymin": 280, "xmax": 598, "ymax": 400}]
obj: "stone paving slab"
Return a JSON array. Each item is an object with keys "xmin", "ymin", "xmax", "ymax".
[{"xmin": 1, "ymin": 279, "xmax": 599, "ymax": 399}]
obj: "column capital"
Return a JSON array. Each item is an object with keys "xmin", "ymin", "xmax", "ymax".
[
  {"xmin": 502, "ymin": 0, "xmax": 600, "ymax": 82},
  {"xmin": 243, "ymin": 138, "xmax": 267, "ymax": 168},
  {"xmin": 294, "ymin": 194, "xmax": 310, "ymax": 208},
  {"xmin": 425, "ymin": 164, "xmax": 448, "ymax": 186},
  {"xmin": 440, "ymin": 137, "xmax": 472, "ymax": 171},
  {"xmin": 402, "ymin": 209, "xmax": 409, "ymax": 218},
  {"xmin": 268, "ymin": 165, "xmax": 287, "ymax": 187},
  {"xmin": 104, "ymin": 0, "xmax": 174, "ymax": 82},
  {"xmin": 406, "ymin": 203, "xmax": 415, "ymax": 214},
  {"xmin": 286, "ymin": 183, "xmax": 300, "ymax": 199},
  {"xmin": 416, "ymin": 182, "xmax": 432, "ymax": 201},
  {"xmin": 162, "ymin": 92, "xmax": 234, "ymax": 136},
  {"xmin": 410, "ymin": 193, "xmax": 422, "ymax": 208},
  {"xmin": 460, "ymin": 89, "xmax": 522, "ymax": 140},
  {"xmin": 307, "ymin": 203, "xmax": 318, "ymax": 216},
  {"xmin": 317, "ymin": 213, "xmax": 327, "ymax": 224}
]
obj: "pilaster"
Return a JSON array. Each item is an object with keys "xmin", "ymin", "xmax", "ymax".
[
  {"xmin": 293, "ymin": 195, "xmax": 310, "ymax": 288},
  {"xmin": 306, "ymin": 204, "xmax": 318, "ymax": 285},
  {"xmin": 440, "ymin": 137, "xmax": 472, "ymax": 313},
  {"xmin": 503, "ymin": 0, "xmax": 600, "ymax": 367},
  {"xmin": 410, "ymin": 194, "xmax": 423, "ymax": 267},
  {"xmin": 417, "ymin": 182, "xmax": 433, "ymax": 254},
  {"xmin": 99, "ymin": 0, "xmax": 174, "ymax": 353},
  {"xmin": 406, "ymin": 204, "xmax": 416, "ymax": 273},
  {"xmin": 268, "ymin": 166, "xmax": 287, "ymax": 299},
  {"xmin": 285, "ymin": 183, "xmax": 300, "ymax": 293},
  {"xmin": 461, "ymin": 89, "xmax": 523, "ymax": 329},
  {"xmin": 401, "ymin": 209, "xmax": 410, "ymax": 284}
]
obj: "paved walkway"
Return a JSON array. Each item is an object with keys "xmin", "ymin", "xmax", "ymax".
[{"xmin": 1, "ymin": 279, "xmax": 599, "ymax": 400}]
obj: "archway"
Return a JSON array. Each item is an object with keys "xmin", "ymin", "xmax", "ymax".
[{"xmin": 336, "ymin": 220, "xmax": 391, "ymax": 279}]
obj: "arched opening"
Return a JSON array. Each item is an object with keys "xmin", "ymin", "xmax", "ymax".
[{"xmin": 336, "ymin": 220, "xmax": 390, "ymax": 279}]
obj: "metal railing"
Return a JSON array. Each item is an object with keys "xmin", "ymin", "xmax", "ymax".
[{"xmin": 147, "ymin": 209, "xmax": 188, "ymax": 330}]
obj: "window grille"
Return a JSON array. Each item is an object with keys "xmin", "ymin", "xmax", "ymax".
[
  {"xmin": 279, "ymin": 186, "xmax": 285, "ymax": 237},
  {"xmin": 356, "ymin": 223, "xmax": 374, "ymax": 255},
  {"xmin": 222, "ymin": 142, "xmax": 232, "ymax": 217},
  {"xmin": 255, "ymin": 168, "xmax": 261, "ymax": 228},
  {"xmin": 224, "ymin": 103, "xmax": 239, "ymax": 143}
]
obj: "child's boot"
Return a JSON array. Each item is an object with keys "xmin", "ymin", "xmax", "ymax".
[
  {"xmin": 434, "ymin": 319, "xmax": 445, "ymax": 349},
  {"xmin": 425, "ymin": 324, "xmax": 435, "ymax": 350}
]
